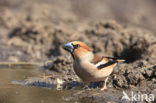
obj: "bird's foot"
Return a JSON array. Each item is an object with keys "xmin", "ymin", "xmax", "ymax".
[{"xmin": 100, "ymin": 86, "xmax": 107, "ymax": 91}]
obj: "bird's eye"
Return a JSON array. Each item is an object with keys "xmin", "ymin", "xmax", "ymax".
[{"xmin": 73, "ymin": 44, "xmax": 80, "ymax": 49}]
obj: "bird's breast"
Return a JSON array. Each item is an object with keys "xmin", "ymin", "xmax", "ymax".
[{"xmin": 73, "ymin": 61, "xmax": 93, "ymax": 82}]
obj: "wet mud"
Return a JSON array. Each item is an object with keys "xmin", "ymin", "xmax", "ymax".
[{"xmin": 0, "ymin": 0, "xmax": 156, "ymax": 103}]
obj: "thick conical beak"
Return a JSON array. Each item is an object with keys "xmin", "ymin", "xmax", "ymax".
[{"xmin": 63, "ymin": 42, "xmax": 74, "ymax": 53}]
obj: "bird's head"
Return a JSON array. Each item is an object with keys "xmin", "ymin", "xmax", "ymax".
[{"xmin": 63, "ymin": 41, "xmax": 93, "ymax": 60}]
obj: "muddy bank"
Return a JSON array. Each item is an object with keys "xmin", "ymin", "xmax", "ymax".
[
  {"xmin": 0, "ymin": 0, "xmax": 156, "ymax": 103},
  {"xmin": 7, "ymin": 19, "xmax": 156, "ymax": 102}
]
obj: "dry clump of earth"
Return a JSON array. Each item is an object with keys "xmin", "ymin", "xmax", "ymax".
[{"xmin": 0, "ymin": 0, "xmax": 156, "ymax": 102}]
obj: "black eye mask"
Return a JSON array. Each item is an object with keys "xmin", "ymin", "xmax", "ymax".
[
  {"xmin": 73, "ymin": 44, "xmax": 80, "ymax": 50},
  {"xmin": 70, "ymin": 44, "xmax": 80, "ymax": 60}
]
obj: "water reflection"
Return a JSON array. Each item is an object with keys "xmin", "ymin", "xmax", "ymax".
[{"xmin": 0, "ymin": 64, "xmax": 71, "ymax": 103}]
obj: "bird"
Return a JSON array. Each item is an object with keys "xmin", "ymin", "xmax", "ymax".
[{"xmin": 63, "ymin": 41, "xmax": 125, "ymax": 91}]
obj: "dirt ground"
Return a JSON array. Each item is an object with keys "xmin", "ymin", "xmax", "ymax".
[{"xmin": 0, "ymin": 0, "xmax": 156, "ymax": 102}]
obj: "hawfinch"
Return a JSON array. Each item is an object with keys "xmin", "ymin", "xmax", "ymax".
[{"xmin": 63, "ymin": 41, "xmax": 125, "ymax": 91}]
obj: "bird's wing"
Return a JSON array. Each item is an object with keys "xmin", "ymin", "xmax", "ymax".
[
  {"xmin": 91, "ymin": 55, "xmax": 105, "ymax": 64},
  {"xmin": 91, "ymin": 55, "xmax": 125, "ymax": 70}
]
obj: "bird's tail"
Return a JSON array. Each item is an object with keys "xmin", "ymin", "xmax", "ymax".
[{"xmin": 104, "ymin": 56, "xmax": 125, "ymax": 63}]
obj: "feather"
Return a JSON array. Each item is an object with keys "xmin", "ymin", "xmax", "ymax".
[
  {"xmin": 91, "ymin": 55, "xmax": 108, "ymax": 64},
  {"xmin": 92, "ymin": 56, "xmax": 125, "ymax": 69}
]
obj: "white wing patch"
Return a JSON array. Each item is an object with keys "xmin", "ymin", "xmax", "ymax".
[{"xmin": 95, "ymin": 59, "xmax": 107, "ymax": 68}]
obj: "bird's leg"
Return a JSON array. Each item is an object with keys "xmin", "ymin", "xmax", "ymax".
[{"xmin": 100, "ymin": 77, "xmax": 108, "ymax": 91}]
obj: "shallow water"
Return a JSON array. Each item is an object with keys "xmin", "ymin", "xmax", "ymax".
[
  {"xmin": 0, "ymin": 64, "xmax": 74, "ymax": 103},
  {"xmin": 0, "ymin": 64, "xmax": 127, "ymax": 103}
]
